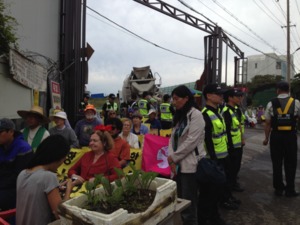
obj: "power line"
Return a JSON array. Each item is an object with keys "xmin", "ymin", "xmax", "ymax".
[
  {"xmin": 86, "ymin": 5, "xmax": 203, "ymax": 61},
  {"xmin": 253, "ymin": 0, "xmax": 284, "ymax": 26},
  {"xmin": 210, "ymin": 0, "xmax": 276, "ymax": 51},
  {"xmin": 193, "ymin": 0, "xmax": 265, "ymax": 44}
]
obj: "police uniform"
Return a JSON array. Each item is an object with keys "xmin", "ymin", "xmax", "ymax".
[
  {"xmin": 222, "ymin": 104, "xmax": 243, "ymax": 192},
  {"xmin": 138, "ymin": 98, "xmax": 150, "ymax": 117},
  {"xmin": 159, "ymin": 102, "xmax": 174, "ymax": 129},
  {"xmin": 265, "ymin": 91, "xmax": 300, "ymax": 196}
]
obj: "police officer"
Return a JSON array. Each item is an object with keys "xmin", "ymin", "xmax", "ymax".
[
  {"xmin": 138, "ymin": 91, "xmax": 151, "ymax": 118},
  {"xmin": 102, "ymin": 93, "xmax": 118, "ymax": 124},
  {"xmin": 159, "ymin": 94, "xmax": 174, "ymax": 129},
  {"xmin": 198, "ymin": 84, "xmax": 233, "ymax": 225},
  {"xmin": 263, "ymin": 81, "xmax": 300, "ymax": 197},
  {"xmin": 222, "ymin": 88, "xmax": 244, "ymax": 193}
]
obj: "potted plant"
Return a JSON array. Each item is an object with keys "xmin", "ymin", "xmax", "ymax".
[{"xmin": 59, "ymin": 164, "xmax": 177, "ymax": 225}]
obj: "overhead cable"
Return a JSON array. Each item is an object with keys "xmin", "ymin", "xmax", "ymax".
[
  {"xmin": 210, "ymin": 0, "xmax": 276, "ymax": 51},
  {"xmin": 86, "ymin": 5, "xmax": 203, "ymax": 61}
]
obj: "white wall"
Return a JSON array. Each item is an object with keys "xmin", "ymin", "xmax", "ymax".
[
  {"xmin": 1, "ymin": 0, "xmax": 60, "ymax": 119},
  {"xmin": 4, "ymin": 0, "xmax": 60, "ymax": 61},
  {"xmin": 0, "ymin": 60, "xmax": 32, "ymax": 119}
]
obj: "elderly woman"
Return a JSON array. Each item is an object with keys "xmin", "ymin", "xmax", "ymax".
[
  {"xmin": 119, "ymin": 118, "xmax": 139, "ymax": 149},
  {"xmin": 167, "ymin": 85, "xmax": 206, "ymax": 225},
  {"xmin": 49, "ymin": 111, "xmax": 79, "ymax": 148},
  {"xmin": 68, "ymin": 126, "xmax": 121, "ymax": 184},
  {"xmin": 131, "ymin": 112, "xmax": 149, "ymax": 135}
]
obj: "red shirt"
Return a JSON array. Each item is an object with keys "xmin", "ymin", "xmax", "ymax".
[
  {"xmin": 68, "ymin": 151, "xmax": 121, "ymax": 182},
  {"xmin": 111, "ymin": 137, "xmax": 131, "ymax": 161}
]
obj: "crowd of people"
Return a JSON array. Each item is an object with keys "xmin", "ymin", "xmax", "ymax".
[{"xmin": 0, "ymin": 81, "xmax": 299, "ymax": 225}]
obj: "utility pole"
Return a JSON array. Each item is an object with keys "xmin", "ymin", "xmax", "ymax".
[{"xmin": 287, "ymin": 0, "xmax": 290, "ymax": 85}]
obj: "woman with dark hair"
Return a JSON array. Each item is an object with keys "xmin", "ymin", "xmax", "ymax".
[
  {"xmin": 68, "ymin": 126, "xmax": 121, "ymax": 183},
  {"xmin": 167, "ymin": 85, "xmax": 206, "ymax": 225},
  {"xmin": 16, "ymin": 135, "xmax": 73, "ymax": 225}
]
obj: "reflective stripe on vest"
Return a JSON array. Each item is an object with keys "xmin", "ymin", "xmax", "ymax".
[
  {"xmin": 138, "ymin": 99, "xmax": 148, "ymax": 116},
  {"xmin": 271, "ymin": 97, "xmax": 296, "ymax": 131},
  {"xmin": 160, "ymin": 103, "xmax": 173, "ymax": 121},
  {"xmin": 222, "ymin": 106, "xmax": 242, "ymax": 148},
  {"xmin": 202, "ymin": 107, "xmax": 228, "ymax": 158},
  {"xmin": 106, "ymin": 101, "xmax": 118, "ymax": 111}
]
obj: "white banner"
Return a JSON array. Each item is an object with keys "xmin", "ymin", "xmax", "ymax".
[{"xmin": 9, "ymin": 49, "xmax": 47, "ymax": 91}]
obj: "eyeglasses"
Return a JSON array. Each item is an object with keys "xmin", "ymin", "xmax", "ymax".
[{"xmin": 109, "ymin": 112, "xmax": 116, "ymax": 115}]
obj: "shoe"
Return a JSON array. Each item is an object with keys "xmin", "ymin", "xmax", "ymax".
[
  {"xmin": 285, "ymin": 191, "xmax": 299, "ymax": 197},
  {"xmin": 220, "ymin": 201, "xmax": 239, "ymax": 210},
  {"xmin": 232, "ymin": 184, "xmax": 244, "ymax": 192},
  {"xmin": 274, "ymin": 189, "xmax": 283, "ymax": 196},
  {"xmin": 229, "ymin": 196, "xmax": 241, "ymax": 205}
]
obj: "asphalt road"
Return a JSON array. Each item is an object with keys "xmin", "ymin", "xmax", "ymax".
[{"xmin": 220, "ymin": 127, "xmax": 300, "ymax": 225}]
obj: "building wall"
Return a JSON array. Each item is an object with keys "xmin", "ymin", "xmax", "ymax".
[
  {"xmin": 0, "ymin": 59, "xmax": 32, "ymax": 119},
  {"xmin": 4, "ymin": 0, "xmax": 60, "ymax": 60},
  {"xmin": 1, "ymin": 0, "xmax": 60, "ymax": 119},
  {"xmin": 244, "ymin": 53, "xmax": 294, "ymax": 82}
]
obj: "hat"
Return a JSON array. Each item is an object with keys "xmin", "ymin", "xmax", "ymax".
[
  {"xmin": 108, "ymin": 93, "xmax": 116, "ymax": 99},
  {"xmin": 128, "ymin": 108, "xmax": 134, "ymax": 113},
  {"xmin": 84, "ymin": 104, "xmax": 96, "ymax": 114},
  {"xmin": 224, "ymin": 88, "xmax": 244, "ymax": 97},
  {"xmin": 0, "ymin": 118, "xmax": 15, "ymax": 131},
  {"xmin": 53, "ymin": 111, "xmax": 67, "ymax": 120},
  {"xmin": 84, "ymin": 93, "xmax": 90, "ymax": 99},
  {"xmin": 17, "ymin": 105, "xmax": 49, "ymax": 124},
  {"xmin": 132, "ymin": 112, "xmax": 142, "ymax": 119},
  {"xmin": 203, "ymin": 84, "xmax": 225, "ymax": 96},
  {"xmin": 148, "ymin": 109, "xmax": 157, "ymax": 116}
]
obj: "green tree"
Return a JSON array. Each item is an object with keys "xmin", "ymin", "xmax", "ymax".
[
  {"xmin": 246, "ymin": 75, "xmax": 282, "ymax": 97},
  {"xmin": 291, "ymin": 73, "xmax": 300, "ymax": 100},
  {"xmin": 0, "ymin": 0, "xmax": 18, "ymax": 54}
]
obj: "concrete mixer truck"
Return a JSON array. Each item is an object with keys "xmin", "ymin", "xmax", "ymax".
[{"xmin": 120, "ymin": 66, "xmax": 162, "ymax": 104}]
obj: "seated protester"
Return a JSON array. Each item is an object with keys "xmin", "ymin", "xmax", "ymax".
[
  {"xmin": 104, "ymin": 110, "xmax": 117, "ymax": 125},
  {"xmin": 16, "ymin": 135, "xmax": 73, "ymax": 225},
  {"xmin": 49, "ymin": 111, "xmax": 79, "ymax": 148},
  {"xmin": 74, "ymin": 104, "xmax": 102, "ymax": 147},
  {"xmin": 127, "ymin": 108, "xmax": 135, "ymax": 120},
  {"xmin": 68, "ymin": 127, "xmax": 120, "ymax": 184},
  {"xmin": 17, "ymin": 105, "xmax": 50, "ymax": 152},
  {"xmin": 119, "ymin": 118, "xmax": 139, "ymax": 149},
  {"xmin": 0, "ymin": 118, "xmax": 33, "ymax": 211},
  {"xmin": 106, "ymin": 118, "xmax": 131, "ymax": 168},
  {"xmin": 145, "ymin": 109, "xmax": 162, "ymax": 135},
  {"xmin": 131, "ymin": 112, "xmax": 149, "ymax": 135}
]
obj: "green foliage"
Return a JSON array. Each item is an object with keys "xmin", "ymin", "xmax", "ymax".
[
  {"xmin": 291, "ymin": 73, "xmax": 300, "ymax": 99},
  {"xmin": 81, "ymin": 163, "xmax": 158, "ymax": 213},
  {"xmin": 246, "ymin": 75, "xmax": 283, "ymax": 96},
  {"xmin": 0, "ymin": 0, "xmax": 18, "ymax": 54}
]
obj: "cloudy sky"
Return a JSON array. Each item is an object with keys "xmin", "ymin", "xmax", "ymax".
[{"xmin": 85, "ymin": 0, "xmax": 300, "ymax": 96}]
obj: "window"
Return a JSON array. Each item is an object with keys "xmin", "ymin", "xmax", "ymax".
[
  {"xmin": 255, "ymin": 63, "xmax": 257, "ymax": 69},
  {"xmin": 276, "ymin": 62, "xmax": 281, "ymax": 70}
]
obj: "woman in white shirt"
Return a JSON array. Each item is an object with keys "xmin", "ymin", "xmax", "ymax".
[{"xmin": 119, "ymin": 118, "xmax": 140, "ymax": 149}]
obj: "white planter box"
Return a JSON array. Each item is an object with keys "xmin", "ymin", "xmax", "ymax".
[{"xmin": 59, "ymin": 177, "xmax": 177, "ymax": 225}]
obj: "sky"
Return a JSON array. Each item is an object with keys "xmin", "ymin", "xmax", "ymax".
[{"xmin": 85, "ymin": 0, "xmax": 300, "ymax": 96}]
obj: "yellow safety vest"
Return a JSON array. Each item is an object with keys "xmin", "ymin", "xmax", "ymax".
[
  {"xmin": 160, "ymin": 103, "xmax": 173, "ymax": 121},
  {"xmin": 222, "ymin": 106, "xmax": 242, "ymax": 148},
  {"xmin": 138, "ymin": 99, "xmax": 148, "ymax": 117},
  {"xmin": 202, "ymin": 107, "xmax": 228, "ymax": 158}
]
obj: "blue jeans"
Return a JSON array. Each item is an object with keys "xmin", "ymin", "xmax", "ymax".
[{"xmin": 176, "ymin": 172, "xmax": 199, "ymax": 225}]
